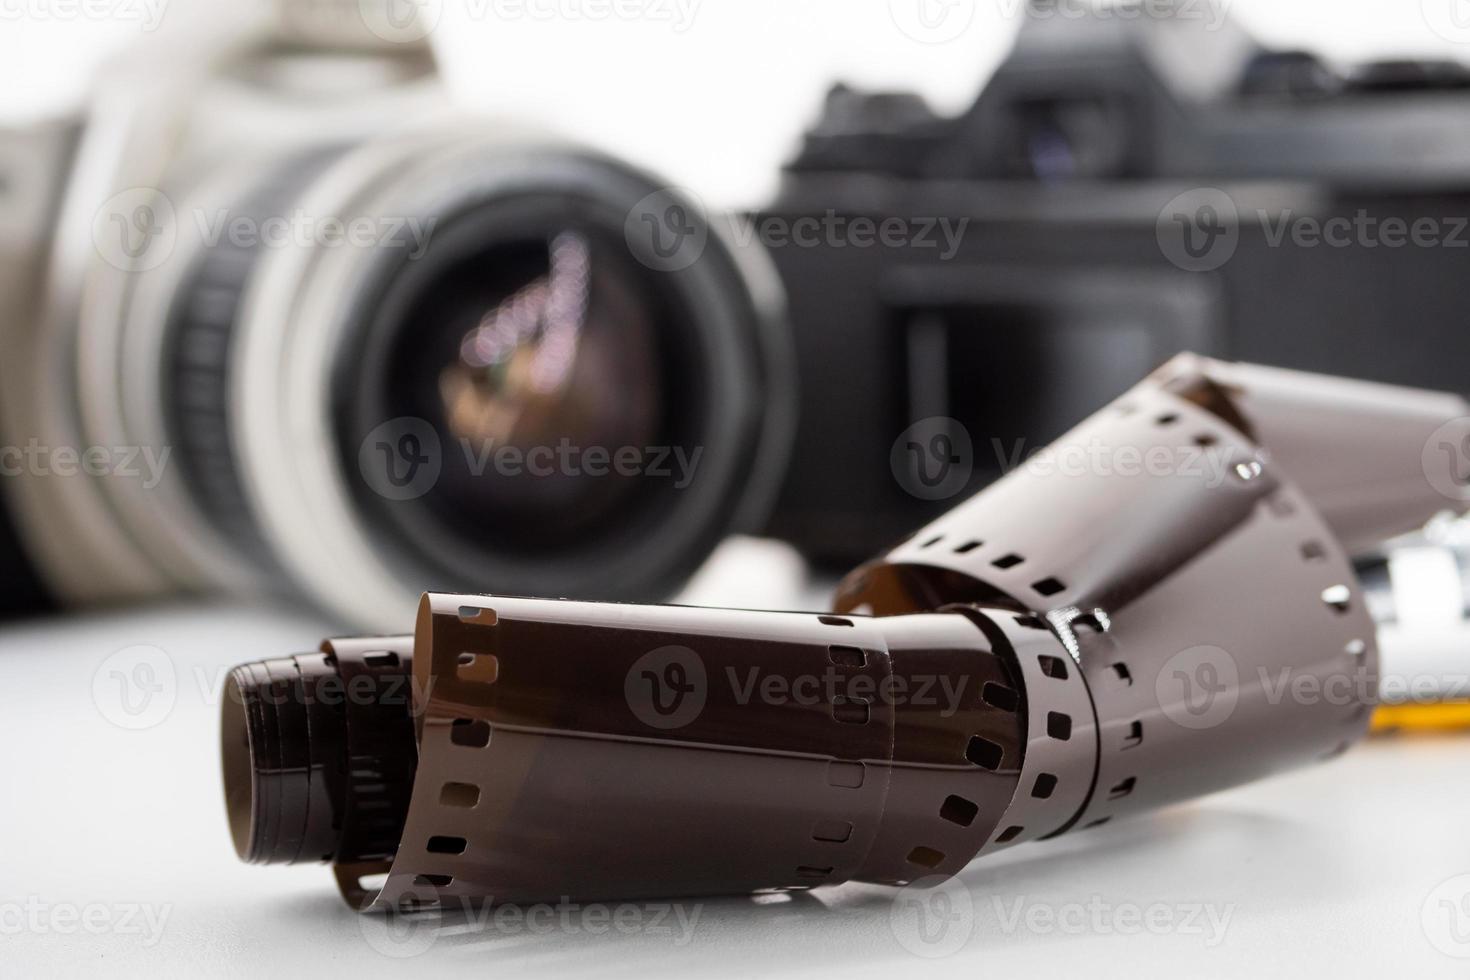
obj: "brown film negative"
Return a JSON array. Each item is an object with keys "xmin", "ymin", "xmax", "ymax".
[
  {"xmin": 221, "ymin": 355, "xmax": 1465, "ymax": 909},
  {"xmin": 836, "ymin": 356, "xmax": 1382, "ymax": 833}
]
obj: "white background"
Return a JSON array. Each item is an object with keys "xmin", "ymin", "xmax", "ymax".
[{"xmin": 4, "ymin": 0, "xmax": 1470, "ymax": 205}]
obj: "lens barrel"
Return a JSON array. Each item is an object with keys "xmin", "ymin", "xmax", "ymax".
[{"xmin": 229, "ymin": 136, "xmax": 790, "ymax": 628}]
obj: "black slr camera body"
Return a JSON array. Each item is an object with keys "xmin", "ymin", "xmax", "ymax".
[{"xmin": 760, "ymin": 2, "xmax": 1470, "ymax": 565}]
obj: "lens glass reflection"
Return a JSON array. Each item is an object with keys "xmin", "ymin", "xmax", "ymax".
[{"xmin": 380, "ymin": 226, "xmax": 675, "ymax": 550}]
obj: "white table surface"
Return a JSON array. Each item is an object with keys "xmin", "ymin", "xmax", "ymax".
[{"xmin": 3, "ymin": 542, "xmax": 1468, "ymax": 978}]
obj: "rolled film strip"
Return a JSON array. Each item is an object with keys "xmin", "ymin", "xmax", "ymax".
[
  {"xmin": 222, "ymin": 355, "xmax": 1463, "ymax": 908},
  {"xmin": 835, "ymin": 361, "xmax": 1379, "ymax": 831}
]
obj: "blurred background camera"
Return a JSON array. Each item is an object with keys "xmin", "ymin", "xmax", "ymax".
[
  {"xmin": 758, "ymin": 2, "xmax": 1470, "ymax": 564},
  {"xmin": 6, "ymin": 0, "xmax": 1470, "ymax": 631},
  {"xmin": 0, "ymin": 1, "xmax": 791, "ymax": 629}
]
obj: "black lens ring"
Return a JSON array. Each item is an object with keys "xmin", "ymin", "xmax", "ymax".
[{"xmin": 159, "ymin": 148, "xmax": 347, "ymax": 573}]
